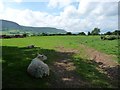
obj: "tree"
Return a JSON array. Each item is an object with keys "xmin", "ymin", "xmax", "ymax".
[
  {"xmin": 91, "ymin": 28, "xmax": 100, "ymax": 35},
  {"xmin": 87, "ymin": 31, "xmax": 91, "ymax": 35},
  {"xmin": 112, "ymin": 30, "xmax": 120, "ymax": 35},
  {"xmin": 23, "ymin": 33, "xmax": 27, "ymax": 37},
  {"xmin": 66, "ymin": 32, "xmax": 72, "ymax": 35},
  {"xmin": 78, "ymin": 32, "xmax": 86, "ymax": 35},
  {"xmin": 41, "ymin": 33, "xmax": 48, "ymax": 36},
  {"xmin": 104, "ymin": 31, "xmax": 112, "ymax": 35}
]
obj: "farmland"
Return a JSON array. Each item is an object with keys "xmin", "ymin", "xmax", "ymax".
[{"xmin": 1, "ymin": 36, "xmax": 119, "ymax": 88}]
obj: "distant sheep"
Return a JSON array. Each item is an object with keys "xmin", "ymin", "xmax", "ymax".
[
  {"xmin": 27, "ymin": 45, "xmax": 35, "ymax": 48},
  {"xmin": 27, "ymin": 53, "xmax": 49, "ymax": 78}
]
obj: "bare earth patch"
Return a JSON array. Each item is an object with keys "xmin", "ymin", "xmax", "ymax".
[
  {"xmin": 79, "ymin": 44, "xmax": 118, "ymax": 67},
  {"xmin": 55, "ymin": 46, "xmax": 80, "ymax": 53},
  {"xmin": 54, "ymin": 60, "xmax": 76, "ymax": 71},
  {"xmin": 79, "ymin": 44, "xmax": 120, "ymax": 83},
  {"xmin": 49, "ymin": 46, "xmax": 90, "ymax": 88},
  {"xmin": 49, "ymin": 45, "xmax": 119, "ymax": 88},
  {"xmin": 50, "ymin": 59, "xmax": 90, "ymax": 88}
]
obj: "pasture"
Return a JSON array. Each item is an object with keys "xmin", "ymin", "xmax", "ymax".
[{"xmin": 1, "ymin": 36, "xmax": 119, "ymax": 88}]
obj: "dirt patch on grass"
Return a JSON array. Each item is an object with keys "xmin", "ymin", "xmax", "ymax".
[
  {"xmin": 55, "ymin": 46, "xmax": 80, "ymax": 53},
  {"xmin": 80, "ymin": 44, "xmax": 118, "ymax": 67},
  {"xmin": 50, "ymin": 59, "xmax": 90, "ymax": 88},
  {"xmin": 51, "ymin": 45, "xmax": 119, "ymax": 88},
  {"xmin": 54, "ymin": 60, "xmax": 76, "ymax": 71},
  {"xmin": 79, "ymin": 44, "xmax": 119, "ymax": 83},
  {"xmin": 49, "ymin": 47, "xmax": 90, "ymax": 88}
]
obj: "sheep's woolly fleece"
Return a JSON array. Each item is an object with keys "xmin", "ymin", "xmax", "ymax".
[{"xmin": 27, "ymin": 54, "xmax": 49, "ymax": 78}]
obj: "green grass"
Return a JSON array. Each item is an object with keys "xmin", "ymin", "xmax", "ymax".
[
  {"xmin": 2, "ymin": 46, "xmax": 62, "ymax": 88},
  {"xmin": 72, "ymin": 56, "xmax": 114, "ymax": 88},
  {"xmin": 2, "ymin": 36, "xmax": 118, "ymax": 55},
  {"xmin": 1, "ymin": 36, "xmax": 119, "ymax": 88}
]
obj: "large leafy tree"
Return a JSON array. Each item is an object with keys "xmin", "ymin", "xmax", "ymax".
[
  {"xmin": 104, "ymin": 31, "xmax": 112, "ymax": 35},
  {"xmin": 66, "ymin": 32, "xmax": 72, "ymax": 35},
  {"xmin": 87, "ymin": 31, "xmax": 91, "ymax": 35},
  {"xmin": 91, "ymin": 28, "xmax": 100, "ymax": 35},
  {"xmin": 112, "ymin": 30, "xmax": 120, "ymax": 35}
]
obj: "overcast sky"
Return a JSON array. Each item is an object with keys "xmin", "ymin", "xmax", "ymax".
[{"xmin": 0, "ymin": 0, "xmax": 119, "ymax": 33}]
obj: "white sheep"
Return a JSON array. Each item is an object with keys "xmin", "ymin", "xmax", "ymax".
[{"xmin": 27, "ymin": 53, "xmax": 49, "ymax": 78}]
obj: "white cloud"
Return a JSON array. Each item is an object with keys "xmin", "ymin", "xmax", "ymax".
[
  {"xmin": 0, "ymin": 8, "xmax": 50, "ymax": 27},
  {"xmin": 0, "ymin": 0, "xmax": 118, "ymax": 33},
  {"xmin": 0, "ymin": 1, "xmax": 5, "ymax": 13},
  {"xmin": 60, "ymin": 5, "xmax": 78, "ymax": 18}
]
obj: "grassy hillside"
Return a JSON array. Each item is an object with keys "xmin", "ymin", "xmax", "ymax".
[
  {"xmin": 1, "ymin": 36, "xmax": 119, "ymax": 88},
  {"xmin": 0, "ymin": 20, "xmax": 67, "ymax": 34}
]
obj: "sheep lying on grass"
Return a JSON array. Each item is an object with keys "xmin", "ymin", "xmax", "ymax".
[
  {"xmin": 27, "ymin": 53, "xmax": 49, "ymax": 78},
  {"xmin": 101, "ymin": 35, "xmax": 120, "ymax": 40},
  {"xmin": 27, "ymin": 45, "xmax": 35, "ymax": 48}
]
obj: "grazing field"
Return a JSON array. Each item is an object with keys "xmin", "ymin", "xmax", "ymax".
[{"xmin": 1, "ymin": 36, "xmax": 119, "ymax": 88}]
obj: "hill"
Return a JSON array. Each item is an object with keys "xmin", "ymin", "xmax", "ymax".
[{"xmin": 0, "ymin": 19, "xmax": 67, "ymax": 35}]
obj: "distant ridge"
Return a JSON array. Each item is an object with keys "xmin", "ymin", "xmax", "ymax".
[{"xmin": 0, "ymin": 19, "xmax": 67, "ymax": 34}]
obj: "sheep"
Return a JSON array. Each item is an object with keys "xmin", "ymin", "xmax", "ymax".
[
  {"xmin": 27, "ymin": 45, "xmax": 35, "ymax": 48},
  {"xmin": 27, "ymin": 53, "xmax": 49, "ymax": 78}
]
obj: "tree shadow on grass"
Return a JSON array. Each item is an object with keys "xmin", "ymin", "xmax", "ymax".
[
  {"xmin": 2, "ymin": 46, "xmax": 118, "ymax": 88},
  {"xmin": 2, "ymin": 46, "xmax": 60, "ymax": 88},
  {"xmin": 72, "ymin": 57, "xmax": 119, "ymax": 88},
  {"xmin": 102, "ymin": 65, "xmax": 120, "ymax": 88}
]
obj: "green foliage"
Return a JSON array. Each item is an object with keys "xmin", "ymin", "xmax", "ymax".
[
  {"xmin": 66, "ymin": 32, "xmax": 72, "ymax": 35},
  {"xmin": 104, "ymin": 31, "xmax": 112, "ymax": 35},
  {"xmin": 87, "ymin": 31, "xmax": 91, "ymax": 35},
  {"xmin": 78, "ymin": 32, "xmax": 86, "ymax": 35},
  {"xmin": 112, "ymin": 30, "xmax": 120, "ymax": 35},
  {"xmin": 41, "ymin": 33, "xmax": 48, "ymax": 36},
  {"xmin": 23, "ymin": 33, "xmax": 27, "ymax": 37},
  {"xmin": 104, "ymin": 30, "xmax": 120, "ymax": 35},
  {"xmin": 91, "ymin": 28, "xmax": 100, "ymax": 35}
]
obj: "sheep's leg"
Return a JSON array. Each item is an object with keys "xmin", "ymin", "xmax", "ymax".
[{"xmin": 38, "ymin": 66, "xmax": 44, "ymax": 78}]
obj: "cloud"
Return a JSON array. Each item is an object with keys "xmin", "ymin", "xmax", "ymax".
[
  {"xmin": 0, "ymin": 1, "xmax": 5, "ymax": 13},
  {"xmin": 0, "ymin": 0, "xmax": 118, "ymax": 33},
  {"xmin": 60, "ymin": 5, "xmax": 79, "ymax": 18},
  {"xmin": 0, "ymin": 8, "xmax": 49, "ymax": 27}
]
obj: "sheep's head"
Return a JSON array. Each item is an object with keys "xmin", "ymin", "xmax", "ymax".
[{"xmin": 37, "ymin": 53, "xmax": 47, "ymax": 61}]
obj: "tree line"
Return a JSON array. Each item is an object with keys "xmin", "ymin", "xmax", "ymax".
[
  {"xmin": 38, "ymin": 28, "xmax": 120, "ymax": 36},
  {"xmin": 1, "ymin": 28, "xmax": 120, "ymax": 38}
]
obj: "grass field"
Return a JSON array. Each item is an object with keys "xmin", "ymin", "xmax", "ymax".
[
  {"xmin": 2, "ymin": 36, "xmax": 118, "ymax": 55},
  {"xmin": 1, "ymin": 36, "xmax": 119, "ymax": 88}
]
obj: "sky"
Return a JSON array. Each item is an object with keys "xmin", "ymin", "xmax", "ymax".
[{"xmin": 0, "ymin": 0, "xmax": 119, "ymax": 33}]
